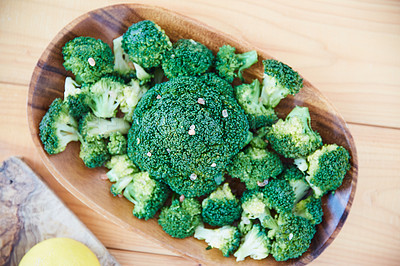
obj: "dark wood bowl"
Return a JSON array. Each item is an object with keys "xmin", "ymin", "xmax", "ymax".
[{"xmin": 27, "ymin": 4, "xmax": 358, "ymax": 265}]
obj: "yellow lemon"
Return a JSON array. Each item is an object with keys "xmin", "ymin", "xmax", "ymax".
[{"xmin": 19, "ymin": 237, "xmax": 100, "ymax": 266}]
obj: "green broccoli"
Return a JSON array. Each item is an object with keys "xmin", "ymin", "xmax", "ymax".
[
  {"xmin": 293, "ymin": 195, "xmax": 323, "ymax": 225},
  {"xmin": 233, "ymin": 224, "xmax": 270, "ymax": 261},
  {"xmin": 79, "ymin": 135, "xmax": 110, "ymax": 168},
  {"xmin": 249, "ymin": 126, "xmax": 271, "ymax": 149},
  {"xmin": 39, "ymin": 98, "xmax": 79, "ymax": 155},
  {"xmin": 105, "ymin": 154, "xmax": 139, "ymax": 182},
  {"xmin": 201, "ymin": 183, "xmax": 242, "ymax": 226},
  {"xmin": 235, "ymin": 79, "xmax": 278, "ymax": 129},
  {"xmin": 110, "ymin": 175, "xmax": 133, "ymax": 196},
  {"xmin": 62, "ymin": 36, "xmax": 114, "ymax": 84},
  {"xmin": 78, "ymin": 112, "xmax": 130, "ymax": 140},
  {"xmin": 123, "ymin": 172, "xmax": 170, "ymax": 220},
  {"xmin": 194, "ymin": 223, "xmax": 241, "ymax": 257},
  {"xmin": 267, "ymin": 106, "xmax": 323, "ymax": 159},
  {"xmin": 112, "ymin": 35, "xmax": 135, "ymax": 76},
  {"xmin": 215, "ymin": 45, "xmax": 258, "ymax": 83},
  {"xmin": 260, "ymin": 59, "xmax": 303, "ymax": 108},
  {"xmin": 280, "ymin": 165, "xmax": 310, "ymax": 204},
  {"xmin": 227, "ymin": 146, "xmax": 283, "ymax": 190},
  {"xmin": 306, "ymin": 144, "xmax": 351, "ymax": 198},
  {"xmin": 127, "ymin": 75, "xmax": 249, "ymax": 197},
  {"xmin": 158, "ymin": 197, "xmax": 202, "ymax": 238},
  {"xmin": 122, "ymin": 20, "xmax": 172, "ymax": 69},
  {"xmin": 107, "ymin": 132, "xmax": 127, "ymax": 155},
  {"xmin": 117, "ymin": 78, "xmax": 149, "ymax": 122},
  {"xmin": 64, "ymin": 77, "xmax": 91, "ymax": 120},
  {"xmin": 197, "ymin": 72, "xmax": 235, "ymax": 97},
  {"xmin": 162, "ymin": 39, "xmax": 214, "ymax": 78}
]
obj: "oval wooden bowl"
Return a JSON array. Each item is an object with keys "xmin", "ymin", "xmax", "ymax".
[{"xmin": 27, "ymin": 4, "xmax": 358, "ymax": 265}]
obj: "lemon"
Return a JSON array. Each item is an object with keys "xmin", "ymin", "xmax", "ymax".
[{"xmin": 19, "ymin": 237, "xmax": 100, "ymax": 266}]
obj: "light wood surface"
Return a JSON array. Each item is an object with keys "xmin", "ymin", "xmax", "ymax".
[{"xmin": 0, "ymin": 0, "xmax": 399, "ymax": 265}]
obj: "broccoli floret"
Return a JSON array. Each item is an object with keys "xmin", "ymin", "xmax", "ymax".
[
  {"xmin": 280, "ymin": 165, "xmax": 310, "ymax": 204},
  {"xmin": 123, "ymin": 172, "xmax": 170, "ymax": 220},
  {"xmin": 162, "ymin": 39, "xmax": 214, "ymax": 78},
  {"xmin": 62, "ymin": 37, "xmax": 114, "ymax": 84},
  {"xmin": 235, "ymin": 79, "xmax": 277, "ymax": 129},
  {"xmin": 87, "ymin": 76, "xmax": 126, "ymax": 118},
  {"xmin": 113, "ymin": 35, "xmax": 135, "ymax": 76},
  {"xmin": 238, "ymin": 213, "xmax": 254, "ymax": 235},
  {"xmin": 201, "ymin": 183, "xmax": 242, "ymax": 226},
  {"xmin": 110, "ymin": 175, "xmax": 133, "ymax": 196},
  {"xmin": 117, "ymin": 78, "xmax": 149, "ymax": 122},
  {"xmin": 127, "ymin": 75, "xmax": 249, "ymax": 197},
  {"xmin": 107, "ymin": 132, "xmax": 127, "ymax": 155},
  {"xmin": 122, "ymin": 20, "xmax": 172, "ymax": 69},
  {"xmin": 267, "ymin": 106, "xmax": 323, "ymax": 159},
  {"xmin": 39, "ymin": 98, "xmax": 79, "ymax": 155},
  {"xmin": 306, "ymin": 144, "xmax": 351, "ymax": 198},
  {"xmin": 78, "ymin": 112, "xmax": 130, "ymax": 140},
  {"xmin": 227, "ymin": 146, "xmax": 283, "ymax": 190},
  {"xmin": 269, "ymin": 212, "xmax": 316, "ymax": 261},
  {"xmin": 79, "ymin": 136, "xmax": 110, "ymax": 168},
  {"xmin": 64, "ymin": 78, "xmax": 91, "ymax": 120},
  {"xmin": 194, "ymin": 223, "xmax": 241, "ymax": 257},
  {"xmin": 293, "ymin": 195, "xmax": 323, "ymax": 225},
  {"xmin": 260, "ymin": 59, "xmax": 303, "ymax": 108},
  {"xmin": 249, "ymin": 126, "xmax": 271, "ymax": 149},
  {"xmin": 233, "ymin": 224, "xmax": 270, "ymax": 261},
  {"xmin": 105, "ymin": 154, "xmax": 139, "ymax": 182},
  {"xmin": 158, "ymin": 197, "xmax": 202, "ymax": 238},
  {"xmin": 215, "ymin": 45, "xmax": 258, "ymax": 83}
]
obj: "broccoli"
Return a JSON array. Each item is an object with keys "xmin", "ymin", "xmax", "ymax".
[
  {"xmin": 79, "ymin": 135, "xmax": 110, "ymax": 168},
  {"xmin": 268, "ymin": 212, "xmax": 316, "ymax": 261},
  {"xmin": 215, "ymin": 45, "xmax": 258, "ymax": 83},
  {"xmin": 227, "ymin": 146, "xmax": 283, "ymax": 190},
  {"xmin": 306, "ymin": 144, "xmax": 351, "ymax": 198},
  {"xmin": 123, "ymin": 172, "xmax": 170, "ymax": 220},
  {"xmin": 249, "ymin": 126, "xmax": 270, "ymax": 149},
  {"xmin": 112, "ymin": 35, "xmax": 135, "ymax": 76},
  {"xmin": 105, "ymin": 154, "xmax": 139, "ymax": 182},
  {"xmin": 293, "ymin": 195, "xmax": 323, "ymax": 225},
  {"xmin": 64, "ymin": 77, "xmax": 91, "ymax": 120},
  {"xmin": 260, "ymin": 59, "xmax": 303, "ymax": 108},
  {"xmin": 117, "ymin": 78, "xmax": 149, "ymax": 122},
  {"xmin": 107, "ymin": 132, "xmax": 127, "ymax": 155},
  {"xmin": 158, "ymin": 197, "xmax": 202, "ymax": 238},
  {"xmin": 62, "ymin": 36, "xmax": 114, "ymax": 84},
  {"xmin": 201, "ymin": 183, "xmax": 242, "ymax": 226},
  {"xmin": 194, "ymin": 223, "xmax": 241, "ymax": 257},
  {"xmin": 110, "ymin": 175, "xmax": 133, "ymax": 196},
  {"xmin": 238, "ymin": 214, "xmax": 253, "ymax": 235},
  {"xmin": 122, "ymin": 20, "xmax": 172, "ymax": 69},
  {"xmin": 87, "ymin": 76, "xmax": 126, "ymax": 118},
  {"xmin": 267, "ymin": 106, "xmax": 323, "ymax": 159},
  {"xmin": 197, "ymin": 72, "xmax": 235, "ymax": 97},
  {"xmin": 127, "ymin": 76, "xmax": 249, "ymax": 197},
  {"xmin": 233, "ymin": 224, "xmax": 270, "ymax": 261},
  {"xmin": 162, "ymin": 39, "xmax": 214, "ymax": 78},
  {"xmin": 235, "ymin": 79, "xmax": 278, "ymax": 129},
  {"xmin": 280, "ymin": 165, "xmax": 310, "ymax": 204},
  {"xmin": 39, "ymin": 98, "xmax": 79, "ymax": 155},
  {"xmin": 78, "ymin": 112, "xmax": 130, "ymax": 140}
]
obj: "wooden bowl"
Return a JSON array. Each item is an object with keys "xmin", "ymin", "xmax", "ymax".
[{"xmin": 27, "ymin": 4, "xmax": 358, "ymax": 265}]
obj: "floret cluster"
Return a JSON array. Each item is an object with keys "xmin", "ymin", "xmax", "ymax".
[{"xmin": 39, "ymin": 19, "xmax": 351, "ymax": 262}]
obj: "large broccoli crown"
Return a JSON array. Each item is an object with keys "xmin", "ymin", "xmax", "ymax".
[
  {"xmin": 62, "ymin": 36, "xmax": 114, "ymax": 84},
  {"xmin": 78, "ymin": 112, "xmax": 130, "ymax": 140},
  {"xmin": 158, "ymin": 198, "xmax": 202, "ymax": 239},
  {"xmin": 234, "ymin": 224, "xmax": 270, "ymax": 261},
  {"xmin": 227, "ymin": 146, "xmax": 283, "ymax": 190},
  {"xmin": 122, "ymin": 20, "xmax": 172, "ymax": 69},
  {"xmin": 127, "ymin": 75, "xmax": 249, "ymax": 197},
  {"xmin": 162, "ymin": 39, "xmax": 214, "ymax": 79},
  {"xmin": 235, "ymin": 79, "xmax": 278, "ymax": 129},
  {"xmin": 293, "ymin": 195, "xmax": 323, "ymax": 225},
  {"xmin": 215, "ymin": 45, "xmax": 258, "ymax": 83},
  {"xmin": 267, "ymin": 106, "xmax": 323, "ymax": 159},
  {"xmin": 39, "ymin": 98, "xmax": 79, "ymax": 155},
  {"xmin": 79, "ymin": 136, "xmax": 110, "ymax": 168},
  {"xmin": 202, "ymin": 183, "xmax": 242, "ymax": 226},
  {"xmin": 123, "ymin": 172, "xmax": 170, "ymax": 220},
  {"xmin": 260, "ymin": 59, "xmax": 303, "ymax": 108},
  {"xmin": 194, "ymin": 223, "xmax": 241, "ymax": 257},
  {"xmin": 306, "ymin": 144, "xmax": 351, "ymax": 198}
]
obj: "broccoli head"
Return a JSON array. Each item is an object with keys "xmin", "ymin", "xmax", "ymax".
[
  {"xmin": 306, "ymin": 144, "xmax": 351, "ymax": 198},
  {"xmin": 162, "ymin": 39, "xmax": 214, "ymax": 78},
  {"xmin": 62, "ymin": 36, "xmax": 114, "ymax": 84},
  {"xmin": 117, "ymin": 78, "xmax": 149, "ymax": 122},
  {"xmin": 107, "ymin": 132, "xmax": 127, "ymax": 155},
  {"xmin": 122, "ymin": 20, "xmax": 172, "ymax": 69},
  {"xmin": 293, "ymin": 195, "xmax": 323, "ymax": 225},
  {"xmin": 249, "ymin": 126, "xmax": 271, "ymax": 149},
  {"xmin": 123, "ymin": 172, "xmax": 170, "ymax": 220},
  {"xmin": 215, "ymin": 45, "xmax": 258, "ymax": 83},
  {"xmin": 158, "ymin": 197, "xmax": 202, "ymax": 238},
  {"xmin": 78, "ymin": 112, "xmax": 130, "ymax": 140},
  {"xmin": 63, "ymin": 77, "xmax": 91, "ymax": 120},
  {"xmin": 194, "ymin": 223, "xmax": 241, "ymax": 257},
  {"xmin": 235, "ymin": 79, "xmax": 278, "ymax": 129},
  {"xmin": 201, "ymin": 183, "xmax": 242, "ymax": 226},
  {"xmin": 79, "ymin": 135, "xmax": 110, "ymax": 168},
  {"xmin": 260, "ymin": 59, "xmax": 303, "ymax": 108},
  {"xmin": 267, "ymin": 106, "xmax": 323, "ymax": 159},
  {"xmin": 227, "ymin": 146, "xmax": 283, "ymax": 190},
  {"xmin": 233, "ymin": 224, "xmax": 270, "ymax": 261},
  {"xmin": 39, "ymin": 98, "xmax": 79, "ymax": 155},
  {"xmin": 105, "ymin": 154, "xmax": 138, "ymax": 182},
  {"xmin": 127, "ymin": 75, "xmax": 249, "ymax": 197}
]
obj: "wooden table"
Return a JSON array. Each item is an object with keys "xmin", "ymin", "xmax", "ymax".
[{"xmin": 1, "ymin": 0, "xmax": 399, "ymax": 265}]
